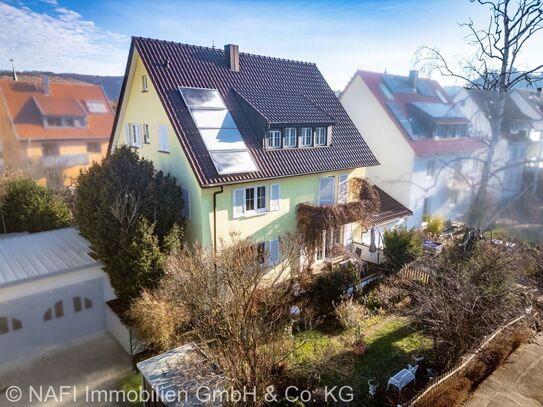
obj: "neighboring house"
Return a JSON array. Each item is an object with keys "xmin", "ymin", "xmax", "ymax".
[
  {"xmin": 0, "ymin": 76, "xmax": 114, "ymax": 187},
  {"xmin": 340, "ymin": 70, "xmax": 486, "ymax": 227},
  {"xmin": 448, "ymin": 87, "xmax": 535, "ymax": 202},
  {"xmin": 0, "ymin": 228, "xmax": 115, "ymax": 364},
  {"xmin": 511, "ymin": 88, "xmax": 543, "ymax": 196},
  {"xmin": 109, "ymin": 37, "xmax": 411, "ymax": 266}
]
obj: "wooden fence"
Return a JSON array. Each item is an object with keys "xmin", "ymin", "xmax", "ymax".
[
  {"xmin": 399, "ymin": 264, "xmax": 432, "ymax": 284},
  {"xmin": 404, "ymin": 311, "xmax": 535, "ymax": 406}
]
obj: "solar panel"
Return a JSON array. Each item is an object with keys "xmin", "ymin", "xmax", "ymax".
[
  {"xmin": 416, "ymin": 81, "xmax": 435, "ymax": 97},
  {"xmin": 191, "ymin": 109, "xmax": 238, "ymax": 129},
  {"xmin": 379, "ymin": 84, "xmax": 394, "ymax": 101},
  {"xmin": 383, "ymin": 75, "xmax": 414, "ymax": 94},
  {"xmin": 179, "ymin": 87, "xmax": 224, "ymax": 109},
  {"xmin": 199, "ymin": 129, "xmax": 247, "ymax": 151},
  {"xmin": 209, "ymin": 151, "xmax": 258, "ymax": 175},
  {"xmin": 179, "ymin": 87, "xmax": 258, "ymax": 175},
  {"xmin": 386, "ymin": 101, "xmax": 413, "ymax": 136}
]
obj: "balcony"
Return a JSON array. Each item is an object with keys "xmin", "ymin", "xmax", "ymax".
[{"xmin": 41, "ymin": 154, "xmax": 89, "ymax": 168}]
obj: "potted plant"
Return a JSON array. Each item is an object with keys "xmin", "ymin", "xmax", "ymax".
[{"xmin": 352, "ymin": 326, "xmax": 366, "ymax": 355}]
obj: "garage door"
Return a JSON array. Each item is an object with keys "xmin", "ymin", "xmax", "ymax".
[{"xmin": 0, "ymin": 278, "xmax": 105, "ymax": 364}]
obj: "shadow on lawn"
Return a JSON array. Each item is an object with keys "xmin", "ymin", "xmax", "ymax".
[{"xmin": 318, "ymin": 322, "xmax": 431, "ymax": 407}]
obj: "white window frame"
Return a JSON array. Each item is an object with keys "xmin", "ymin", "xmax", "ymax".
[
  {"xmin": 284, "ymin": 127, "xmax": 297, "ymax": 148},
  {"xmin": 268, "ymin": 129, "xmax": 281, "ymax": 149},
  {"xmin": 302, "ymin": 127, "xmax": 313, "ymax": 147},
  {"xmin": 318, "ymin": 176, "xmax": 336, "ymax": 205},
  {"xmin": 233, "ymin": 185, "xmax": 268, "ymax": 218},
  {"xmin": 315, "ymin": 127, "xmax": 327, "ymax": 146},
  {"xmin": 142, "ymin": 75, "xmax": 148, "ymax": 92},
  {"xmin": 129, "ymin": 123, "xmax": 142, "ymax": 148}
]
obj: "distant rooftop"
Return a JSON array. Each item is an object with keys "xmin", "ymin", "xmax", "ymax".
[{"xmin": 355, "ymin": 70, "xmax": 485, "ymax": 156}]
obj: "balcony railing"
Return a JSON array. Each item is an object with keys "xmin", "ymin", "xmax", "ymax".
[{"xmin": 41, "ymin": 154, "xmax": 89, "ymax": 168}]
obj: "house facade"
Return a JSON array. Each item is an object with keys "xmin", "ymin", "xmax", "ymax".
[
  {"xmin": 447, "ymin": 87, "xmax": 537, "ymax": 203},
  {"xmin": 109, "ymin": 38, "xmax": 410, "ymax": 264},
  {"xmin": 340, "ymin": 70, "xmax": 486, "ymax": 228},
  {"xmin": 0, "ymin": 76, "xmax": 113, "ymax": 187}
]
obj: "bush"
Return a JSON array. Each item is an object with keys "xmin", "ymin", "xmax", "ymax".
[
  {"xmin": 362, "ymin": 279, "xmax": 408, "ymax": 313},
  {"xmin": 304, "ymin": 262, "xmax": 361, "ymax": 315},
  {"xmin": 74, "ymin": 146, "xmax": 184, "ymax": 302},
  {"xmin": 130, "ymin": 288, "xmax": 191, "ymax": 351},
  {"xmin": 334, "ymin": 297, "xmax": 366, "ymax": 330},
  {"xmin": 0, "ymin": 170, "xmax": 72, "ymax": 233},
  {"xmin": 382, "ymin": 227, "xmax": 423, "ymax": 271},
  {"xmin": 423, "ymin": 215, "xmax": 445, "ymax": 238}
]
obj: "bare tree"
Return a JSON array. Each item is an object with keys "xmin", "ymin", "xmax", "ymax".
[
  {"xmin": 417, "ymin": 0, "xmax": 543, "ymax": 227},
  {"xmin": 131, "ymin": 232, "xmax": 307, "ymax": 405}
]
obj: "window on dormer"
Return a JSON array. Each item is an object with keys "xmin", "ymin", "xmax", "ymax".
[
  {"xmin": 302, "ymin": 127, "xmax": 313, "ymax": 146},
  {"xmin": 284, "ymin": 128, "xmax": 297, "ymax": 147},
  {"xmin": 315, "ymin": 127, "xmax": 327, "ymax": 146},
  {"xmin": 268, "ymin": 129, "xmax": 281, "ymax": 148}
]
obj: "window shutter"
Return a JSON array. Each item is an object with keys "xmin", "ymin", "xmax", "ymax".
[
  {"xmin": 233, "ymin": 188, "xmax": 244, "ymax": 219},
  {"xmin": 136, "ymin": 124, "xmax": 143, "ymax": 147},
  {"xmin": 270, "ymin": 184, "xmax": 280, "ymax": 211},
  {"xmin": 326, "ymin": 126, "xmax": 332, "ymax": 146},
  {"xmin": 158, "ymin": 125, "xmax": 169, "ymax": 152},
  {"xmin": 343, "ymin": 223, "xmax": 353, "ymax": 248},
  {"xmin": 124, "ymin": 124, "xmax": 130, "ymax": 145},
  {"xmin": 269, "ymin": 239, "xmax": 279, "ymax": 264},
  {"xmin": 338, "ymin": 174, "xmax": 348, "ymax": 204}
]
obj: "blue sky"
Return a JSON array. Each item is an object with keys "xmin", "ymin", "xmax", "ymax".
[{"xmin": 0, "ymin": 0, "xmax": 541, "ymax": 90}]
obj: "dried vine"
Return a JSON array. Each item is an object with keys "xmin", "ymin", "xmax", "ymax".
[{"xmin": 296, "ymin": 177, "xmax": 380, "ymax": 254}]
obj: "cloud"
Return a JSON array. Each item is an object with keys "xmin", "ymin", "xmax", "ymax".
[{"xmin": 0, "ymin": 1, "xmax": 129, "ymax": 75}]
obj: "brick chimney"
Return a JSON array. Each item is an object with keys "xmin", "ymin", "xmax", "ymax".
[{"xmin": 225, "ymin": 44, "xmax": 240, "ymax": 72}]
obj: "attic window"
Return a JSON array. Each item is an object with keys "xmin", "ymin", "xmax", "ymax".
[
  {"xmin": 268, "ymin": 130, "xmax": 281, "ymax": 148},
  {"xmin": 85, "ymin": 101, "xmax": 108, "ymax": 113},
  {"xmin": 315, "ymin": 127, "xmax": 327, "ymax": 146},
  {"xmin": 379, "ymin": 84, "xmax": 394, "ymax": 101},
  {"xmin": 142, "ymin": 75, "xmax": 148, "ymax": 92}
]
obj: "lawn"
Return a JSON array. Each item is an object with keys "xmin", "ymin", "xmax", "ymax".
[{"xmin": 288, "ymin": 315, "xmax": 432, "ymax": 406}]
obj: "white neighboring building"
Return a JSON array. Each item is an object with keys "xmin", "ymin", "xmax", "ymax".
[
  {"xmin": 341, "ymin": 70, "xmax": 486, "ymax": 228},
  {"xmin": 0, "ymin": 228, "xmax": 114, "ymax": 364}
]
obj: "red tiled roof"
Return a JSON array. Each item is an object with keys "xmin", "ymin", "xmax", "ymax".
[
  {"xmin": 117, "ymin": 37, "xmax": 378, "ymax": 187},
  {"xmin": 373, "ymin": 187, "xmax": 413, "ymax": 225},
  {"xmin": 356, "ymin": 70, "xmax": 486, "ymax": 157},
  {"xmin": 0, "ymin": 78, "xmax": 113, "ymax": 141}
]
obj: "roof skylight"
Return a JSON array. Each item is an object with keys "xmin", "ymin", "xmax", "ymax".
[{"xmin": 179, "ymin": 87, "xmax": 258, "ymax": 175}]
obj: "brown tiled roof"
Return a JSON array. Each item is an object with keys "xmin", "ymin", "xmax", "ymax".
[
  {"xmin": 373, "ymin": 187, "xmax": 412, "ymax": 225},
  {"xmin": 356, "ymin": 70, "xmax": 486, "ymax": 157},
  {"xmin": 233, "ymin": 89, "xmax": 336, "ymax": 125},
  {"xmin": 0, "ymin": 78, "xmax": 113, "ymax": 141},
  {"xmin": 119, "ymin": 37, "xmax": 378, "ymax": 187}
]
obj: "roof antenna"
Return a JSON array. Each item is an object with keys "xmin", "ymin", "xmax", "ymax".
[
  {"xmin": 9, "ymin": 58, "xmax": 17, "ymax": 81},
  {"xmin": 212, "ymin": 40, "xmax": 215, "ymax": 49},
  {"xmin": 384, "ymin": 68, "xmax": 387, "ymax": 74}
]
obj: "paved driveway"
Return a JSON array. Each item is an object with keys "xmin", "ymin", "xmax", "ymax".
[
  {"xmin": 0, "ymin": 333, "xmax": 133, "ymax": 406},
  {"xmin": 463, "ymin": 332, "xmax": 543, "ymax": 407}
]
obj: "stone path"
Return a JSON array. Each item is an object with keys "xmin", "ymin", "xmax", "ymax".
[{"xmin": 463, "ymin": 332, "xmax": 543, "ymax": 407}]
